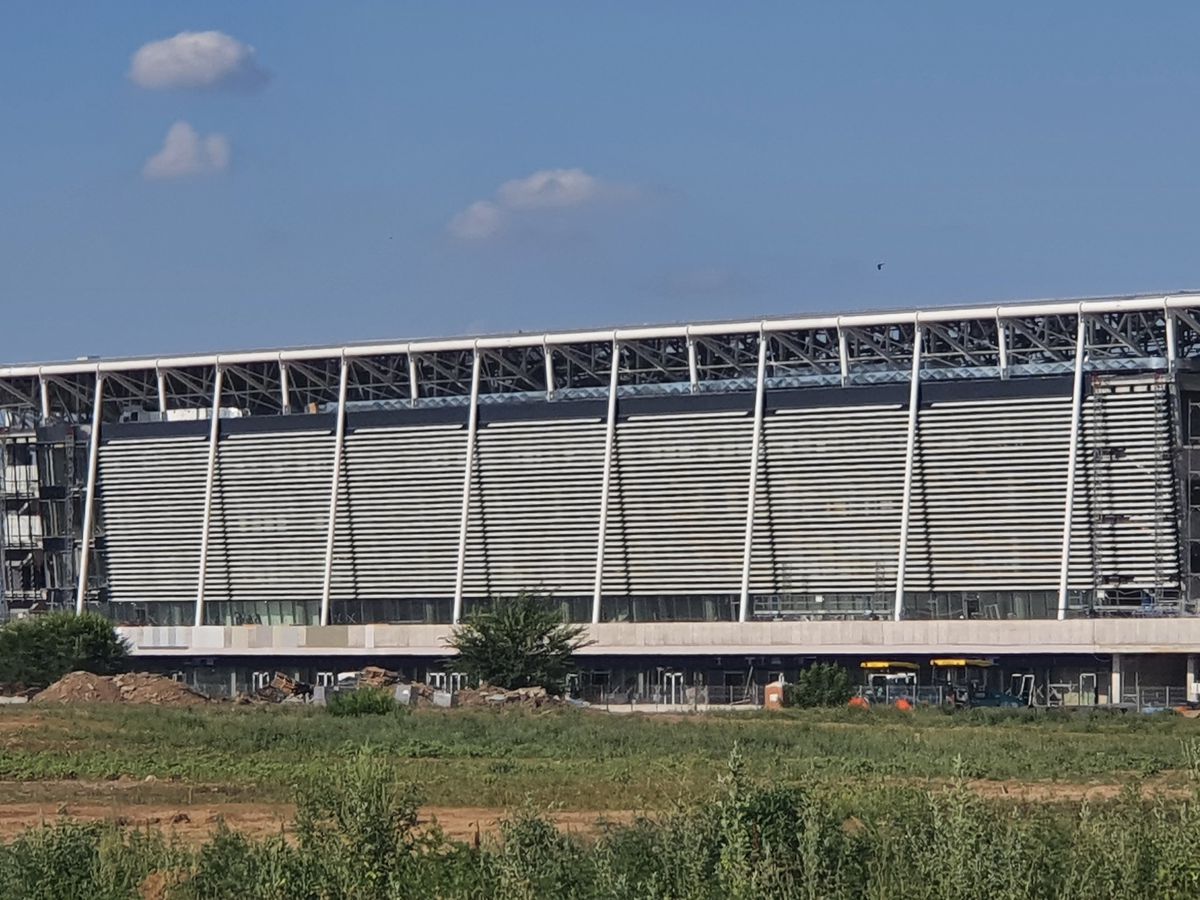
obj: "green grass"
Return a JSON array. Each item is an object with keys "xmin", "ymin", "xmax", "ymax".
[{"xmin": 1, "ymin": 704, "xmax": 1196, "ymax": 808}]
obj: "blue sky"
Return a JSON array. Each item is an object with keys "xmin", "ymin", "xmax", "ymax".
[{"xmin": 3, "ymin": 3, "xmax": 1200, "ymax": 362}]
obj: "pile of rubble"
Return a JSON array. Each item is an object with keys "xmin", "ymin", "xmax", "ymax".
[
  {"xmin": 32, "ymin": 671, "xmax": 210, "ymax": 706},
  {"xmin": 451, "ymin": 684, "xmax": 563, "ymax": 710}
]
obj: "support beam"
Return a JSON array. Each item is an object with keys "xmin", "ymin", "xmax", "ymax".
[
  {"xmin": 592, "ymin": 340, "xmax": 621, "ymax": 624},
  {"xmin": 74, "ymin": 374, "xmax": 104, "ymax": 615},
  {"xmin": 1057, "ymin": 314, "xmax": 1087, "ymax": 620},
  {"xmin": 451, "ymin": 349, "xmax": 481, "ymax": 625},
  {"xmin": 278, "ymin": 362, "xmax": 291, "ymax": 414},
  {"xmin": 156, "ymin": 368, "xmax": 168, "ymax": 413},
  {"xmin": 1110, "ymin": 653, "xmax": 1123, "ymax": 705},
  {"xmin": 837, "ymin": 325, "xmax": 850, "ymax": 386},
  {"xmin": 319, "ymin": 358, "xmax": 349, "ymax": 627},
  {"xmin": 893, "ymin": 326, "xmax": 923, "ymax": 621},
  {"xmin": 194, "ymin": 366, "xmax": 225, "ymax": 627},
  {"xmin": 543, "ymin": 345, "xmax": 555, "ymax": 398},
  {"xmin": 1189, "ymin": 655, "xmax": 1198, "ymax": 703},
  {"xmin": 738, "ymin": 334, "xmax": 769, "ymax": 623},
  {"xmin": 38, "ymin": 376, "xmax": 50, "ymax": 422},
  {"xmin": 1166, "ymin": 308, "xmax": 1178, "ymax": 374},
  {"xmin": 686, "ymin": 334, "xmax": 699, "ymax": 393},
  {"xmin": 996, "ymin": 316, "xmax": 1009, "ymax": 380},
  {"xmin": 408, "ymin": 355, "xmax": 419, "ymax": 405}
]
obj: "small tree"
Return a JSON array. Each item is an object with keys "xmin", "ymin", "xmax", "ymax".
[
  {"xmin": 447, "ymin": 592, "xmax": 590, "ymax": 694},
  {"xmin": 0, "ymin": 612, "xmax": 129, "ymax": 688},
  {"xmin": 783, "ymin": 663, "xmax": 853, "ymax": 708}
]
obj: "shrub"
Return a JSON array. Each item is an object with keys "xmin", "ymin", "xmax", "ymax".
[
  {"xmin": 0, "ymin": 612, "xmax": 128, "ymax": 688},
  {"xmin": 448, "ymin": 591, "xmax": 591, "ymax": 694},
  {"xmin": 327, "ymin": 687, "xmax": 399, "ymax": 717},
  {"xmin": 783, "ymin": 664, "xmax": 853, "ymax": 708}
]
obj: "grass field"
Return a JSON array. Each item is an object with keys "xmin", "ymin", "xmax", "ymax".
[{"xmin": 5, "ymin": 704, "xmax": 1200, "ymax": 897}]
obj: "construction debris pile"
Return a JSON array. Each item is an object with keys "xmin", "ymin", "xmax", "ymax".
[
  {"xmin": 33, "ymin": 671, "xmax": 210, "ymax": 707},
  {"xmin": 336, "ymin": 666, "xmax": 567, "ymax": 710}
]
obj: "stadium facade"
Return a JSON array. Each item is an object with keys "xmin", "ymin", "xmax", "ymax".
[{"xmin": 4, "ymin": 292, "xmax": 1200, "ymax": 704}]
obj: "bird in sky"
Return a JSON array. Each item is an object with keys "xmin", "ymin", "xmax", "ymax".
[{"xmin": 876, "ymin": 262, "xmax": 885, "ymax": 271}]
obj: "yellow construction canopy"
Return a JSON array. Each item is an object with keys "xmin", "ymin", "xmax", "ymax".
[
  {"xmin": 860, "ymin": 661, "xmax": 919, "ymax": 670},
  {"xmin": 930, "ymin": 658, "xmax": 994, "ymax": 668}
]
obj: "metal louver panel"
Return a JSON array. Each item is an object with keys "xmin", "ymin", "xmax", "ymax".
[
  {"xmin": 97, "ymin": 435, "xmax": 207, "ymax": 602},
  {"xmin": 1076, "ymin": 384, "xmax": 1179, "ymax": 589},
  {"xmin": 905, "ymin": 395, "xmax": 1074, "ymax": 591},
  {"xmin": 205, "ymin": 430, "xmax": 332, "ymax": 602},
  {"xmin": 330, "ymin": 424, "xmax": 466, "ymax": 599},
  {"xmin": 602, "ymin": 411, "xmax": 753, "ymax": 595},
  {"xmin": 749, "ymin": 404, "xmax": 908, "ymax": 593},
  {"xmin": 463, "ymin": 418, "xmax": 605, "ymax": 597}
]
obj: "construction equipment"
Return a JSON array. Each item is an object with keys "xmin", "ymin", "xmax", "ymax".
[
  {"xmin": 931, "ymin": 658, "xmax": 1023, "ymax": 708},
  {"xmin": 858, "ymin": 661, "xmax": 918, "ymax": 706}
]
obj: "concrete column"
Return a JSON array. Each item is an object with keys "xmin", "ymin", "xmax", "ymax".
[
  {"xmin": 1110, "ymin": 653, "xmax": 1123, "ymax": 705},
  {"xmin": 1188, "ymin": 654, "xmax": 1198, "ymax": 703}
]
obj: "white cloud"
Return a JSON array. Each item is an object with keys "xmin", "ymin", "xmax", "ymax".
[
  {"xmin": 129, "ymin": 31, "xmax": 268, "ymax": 91},
  {"xmin": 448, "ymin": 201, "xmax": 503, "ymax": 240},
  {"xmin": 143, "ymin": 122, "xmax": 231, "ymax": 180},
  {"xmin": 496, "ymin": 168, "xmax": 599, "ymax": 210},
  {"xmin": 448, "ymin": 168, "xmax": 631, "ymax": 241}
]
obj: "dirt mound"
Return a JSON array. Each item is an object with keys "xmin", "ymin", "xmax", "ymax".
[
  {"xmin": 32, "ymin": 671, "xmax": 122, "ymax": 704},
  {"xmin": 33, "ymin": 672, "xmax": 209, "ymax": 707},
  {"xmin": 112, "ymin": 673, "xmax": 209, "ymax": 707}
]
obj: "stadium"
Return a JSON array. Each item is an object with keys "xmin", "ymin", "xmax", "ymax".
[{"xmin": 3, "ymin": 291, "xmax": 1200, "ymax": 706}]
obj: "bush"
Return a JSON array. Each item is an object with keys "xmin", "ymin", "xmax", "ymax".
[
  {"xmin": 448, "ymin": 591, "xmax": 591, "ymax": 694},
  {"xmin": 0, "ymin": 613, "xmax": 128, "ymax": 688},
  {"xmin": 327, "ymin": 687, "xmax": 399, "ymax": 717},
  {"xmin": 784, "ymin": 663, "xmax": 853, "ymax": 708}
]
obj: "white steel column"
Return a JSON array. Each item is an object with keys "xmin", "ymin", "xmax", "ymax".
[
  {"xmin": 996, "ymin": 315, "xmax": 1009, "ymax": 380},
  {"xmin": 893, "ymin": 325, "xmax": 923, "ymax": 621},
  {"xmin": 1166, "ymin": 306, "xmax": 1178, "ymax": 374},
  {"xmin": 38, "ymin": 375, "xmax": 51, "ymax": 422},
  {"xmin": 686, "ymin": 331, "xmax": 699, "ymax": 392},
  {"xmin": 408, "ymin": 355, "xmax": 419, "ymax": 405},
  {"xmin": 837, "ymin": 323, "xmax": 850, "ymax": 386},
  {"xmin": 543, "ymin": 345, "xmax": 555, "ymax": 398},
  {"xmin": 278, "ymin": 362, "xmax": 291, "ymax": 414},
  {"xmin": 194, "ymin": 366, "xmax": 225, "ymax": 627},
  {"xmin": 319, "ymin": 358, "xmax": 350, "ymax": 627},
  {"xmin": 1057, "ymin": 313, "xmax": 1087, "ymax": 620},
  {"xmin": 738, "ymin": 333, "xmax": 769, "ymax": 623},
  {"xmin": 156, "ymin": 368, "xmax": 168, "ymax": 413},
  {"xmin": 74, "ymin": 373, "xmax": 105, "ymax": 615},
  {"xmin": 1110, "ymin": 653, "xmax": 1123, "ymax": 704},
  {"xmin": 452, "ymin": 349, "xmax": 482, "ymax": 625},
  {"xmin": 592, "ymin": 339, "xmax": 621, "ymax": 624}
]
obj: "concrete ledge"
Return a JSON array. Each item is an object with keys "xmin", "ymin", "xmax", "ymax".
[{"xmin": 116, "ymin": 619, "xmax": 1200, "ymax": 658}]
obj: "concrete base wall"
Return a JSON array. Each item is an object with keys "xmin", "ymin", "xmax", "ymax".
[{"xmin": 117, "ymin": 619, "xmax": 1200, "ymax": 659}]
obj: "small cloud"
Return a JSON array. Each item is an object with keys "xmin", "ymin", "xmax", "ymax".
[
  {"xmin": 497, "ymin": 168, "xmax": 599, "ymax": 210},
  {"xmin": 143, "ymin": 122, "xmax": 231, "ymax": 180},
  {"xmin": 448, "ymin": 168, "xmax": 636, "ymax": 241},
  {"xmin": 448, "ymin": 200, "xmax": 503, "ymax": 240},
  {"xmin": 129, "ymin": 31, "xmax": 268, "ymax": 91}
]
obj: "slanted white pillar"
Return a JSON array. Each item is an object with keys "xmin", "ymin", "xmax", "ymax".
[
  {"xmin": 319, "ymin": 358, "xmax": 349, "ymax": 627},
  {"xmin": 1166, "ymin": 305, "xmax": 1178, "ymax": 374},
  {"xmin": 543, "ymin": 345, "xmax": 555, "ymax": 398},
  {"xmin": 837, "ymin": 323, "xmax": 850, "ymax": 387},
  {"xmin": 1057, "ymin": 312, "xmax": 1087, "ymax": 620},
  {"xmin": 1110, "ymin": 653, "xmax": 1123, "ymax": 705},
  {"xmin": 75, "ymin": 373, "xmax": 105, "ymax": 615},
  {"xmin": 592, "ymin": 339, "xmax": 620, "ymax": 624},
  {"xmin": 194, "ymin": 366, "xmax": 225, "ymax": 627},
  {"xmin": 893, "ymin": 325, "xmax": 923, "ymax": 621},
  {"xmin": 452, "ymin": 349, "xmax": 482, "ymax": 625},
  {"xmin": 38, "ymin": 375, "xmax": 51, "ymax": 422},
  {"xmin": 738, "ymin": 333, "xmax": 768, "ymax": 623},
  {"xmin": 1188, "ymin": 654, "xmax": 1198, "ymax": 703},
  {"xmin": 996, "ymin": 313, "xmax": 1009, "ymax": 380},
  {"xmin": 278, "ymin": 361, "xmax": 291, "ymax": 414},
  {"xmin": 687, "ymin": 332, "xmax": 699, "ymax": 393}
]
